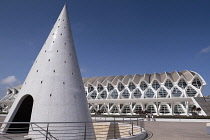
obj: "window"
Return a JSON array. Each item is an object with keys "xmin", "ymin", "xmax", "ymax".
[
  {"xmin": 186, "ymin": 87, "xmax": 197, "ymax": 97},
  {"xmin": 159, "ymin": 105, "xmax": 170, "ymax": 114},
  {"xmin": 192, "ymin": 78, "xmax": 201, "ymax": 89},
  {"xmin": 121, "ymin": 89, "xmax": 130, "ymax": 99},
  {"xmin": 152, "ymin": 80, "xmax": 160, "ymax": 90},
  {"xmin": 147, "ymin": 105, "xmax": 156, "ymax": 113},
  {"xmin": 88, "ymin": 85, "xmax": 94, "ymax": 93},
  {"xmin": 88, "ymin": 103, "xmax": 91, "ymax": 108},
  {"xmin": 174, "ymin": 105, "xmax": 184, "ymax": 114},
  {"xmin": 140, "ymin": 81, "xmax": 148, "ymax": 91},
  {"xmin": 122, "ymin": 105, "xmax": 131, "ymax": 113},
  {"xmin": 110, "ymin": 90, "xmax": 118, "ymax": 99},
  {"xmin": 100, "ymin": 106, "xmax": 108, "ymax": 113},
  {"xmin": 100, "ymin": 91, "xmax": 107, "ymax": 99},
  {"xmin": 107, "ymin": 83, "xmax": 114, "ymax": 92},
  {"xmin": 97, "ymin": 84, "xmax": 104, "ymax": 92},
  {"xmin": 90, "ymin": 107, "xmax": 97, "ymax": 113},
  {"xmin": 158, "ymin": 88, "xmax": 168, "ymax": 98},
  {"xmin": 178, "ymin": 79, "xmax": 187, "ymax": 89},
  {"xmin": 117, "ymin": 82, "xmax": 124, "ymax": 91},
  {"xmin": 134, "ymin": 105, "xmax": 142, "ymax": 113},
  {"xmin": 110, "ymin": 105, "xmax": 119, "ymax": 113},
  {"xmin": 128, "ymin": 82, "xmax": 136, "ymax": 91},
  {"xmin": 133, "ymin": 89, "xmax": 141, "ymax": 98},
  {"xmin": 145, "ymin": 88, "xmax": 154, "ymax": 98},
  {"xmin": 164, "ymin": 79, "xmax": 173, "ymax": 89},
  {"xmin": 90, "ymin": 91, "xmax": 97, "ymax": 99},
  {"xmin": 172, "ymin": 88, "xmax": 182, "ymax": 97}
]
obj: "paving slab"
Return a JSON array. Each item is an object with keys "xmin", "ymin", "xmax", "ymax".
[{"xmin": 145, "ymin": 121, "xmax": 210, "ymax": 140}]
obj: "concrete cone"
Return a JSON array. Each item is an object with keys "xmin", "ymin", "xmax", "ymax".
[{"xmin": 1, "ymin": 5, "xmax": 95, "ymax": 140}]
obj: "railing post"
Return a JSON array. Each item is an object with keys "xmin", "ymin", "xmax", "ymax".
[
  {"xmin": 140, "ymin": 122, "xmax": 143, "ymax": 133},
  {"xmin": 114, "ymin": 117, "xmax": 116, "ymax": 139},
  {"xmin": 132, "ymin": 121, "xmax": 133, "ymax": 136},
  {"xmin": 46, "ymin": 123, "xmax": 49, "ymax": 140},
  {"xmin": 84, "ymin": 122, "xmax": 87, "ymax": 140},
  {"xmin": 137, "ymin": 117, "xmax": 138, "ymax": 126}
]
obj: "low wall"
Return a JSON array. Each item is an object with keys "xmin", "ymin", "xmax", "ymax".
[
  {"xmin": 110, "ymin": 132, "xmax": 147, "ymax": 140},
  {"xmin": 93, "ymin": 122, "xmax": 146, "ymax": 140}
]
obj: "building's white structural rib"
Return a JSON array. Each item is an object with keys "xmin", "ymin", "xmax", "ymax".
[
  {"xmin": 1, "ymin": 5, "xmax": 95, "ymax": 139},
  {"xmin": 0, "ymin": 70, "xmax": 207, "ymax": 116},
  {"xmin": 84, "ymin": 70, "xmax": 206, "ymax": 116}
]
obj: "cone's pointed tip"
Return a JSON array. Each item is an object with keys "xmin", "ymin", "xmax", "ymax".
[{"xmin": 63, "ymin": 4, "xmax": 67, "ymax": 9}]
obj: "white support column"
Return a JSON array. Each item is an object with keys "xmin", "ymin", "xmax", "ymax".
[
  {"xmin": 186, "ymin": 101, "xmax": 189, "ymax": 116},
  {"xmin": 172, "ymin": 102, "xmax": 174, "ymax": 116}
]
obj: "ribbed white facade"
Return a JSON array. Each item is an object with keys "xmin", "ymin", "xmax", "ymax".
[
  {"xmin": 84, "ymin": 70, "xmax": 206, "ymax": 116},
  {"xmin": 0, "ymin": 70, "xmax": 207, "ymax": 116}
]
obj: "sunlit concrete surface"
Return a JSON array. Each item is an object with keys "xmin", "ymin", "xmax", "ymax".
[{"xmin": 145, "ymin": 121, "xmax": 210, "ymax": 140}]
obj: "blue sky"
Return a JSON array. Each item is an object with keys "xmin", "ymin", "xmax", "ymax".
[{"xmin": 0, "ymin": 0, "xmax": 210, "ymax": 97}]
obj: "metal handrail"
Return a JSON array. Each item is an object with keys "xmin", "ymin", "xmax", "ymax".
[{"xmin": 0, "ymin": 117, "xmax": 145, "ymax": 140}]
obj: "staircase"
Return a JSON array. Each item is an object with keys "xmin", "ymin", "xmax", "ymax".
[{"xmin": 193, "ymin": 97, "xmax": 210, "ymax": 116}]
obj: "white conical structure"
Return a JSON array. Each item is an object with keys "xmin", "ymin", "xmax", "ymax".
[{"xmin": 2, "ymin": 5, "xmax": 95, "ymax": 139}]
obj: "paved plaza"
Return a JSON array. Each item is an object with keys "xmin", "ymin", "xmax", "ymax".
[
  {"xmin": 145, "ymin": 121, "xmax": 210, "ymax": 140},
  {"xmin": 0, "ymin": 115, "xmax": 210, "ymax": 140}
]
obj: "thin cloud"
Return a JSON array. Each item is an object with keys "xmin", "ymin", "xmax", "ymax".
[
  {"xmin": 0, "ymin": 76, "xmax": 20, "ymax": 86},
  {"xmin": 200, "ymin": 46, "xmax": 210, "ymax": 53}
]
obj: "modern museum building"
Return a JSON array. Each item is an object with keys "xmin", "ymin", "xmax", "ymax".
[{"xmin": 1, "ymin": 70, "xmax": 209, "ymax": 116}]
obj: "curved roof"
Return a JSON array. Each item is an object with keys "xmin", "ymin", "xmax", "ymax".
[
  {"xmin": 102, "ymin": 76, "xmax": 115, "ymax": 86},
  {"xmin": 13, "ymin": 70, "xmax": 206, "ymax": 88},
  {"xmin": 82, "ymin": 70, "xmax": 206, "ymax": 87},
  {"xmin": 122, "ymin": 75, "xmax": 133, "ymax": 85},
  {"xmin": 112, "ymin": 75, "xmax": 124, "ymax": 85},
  {"xmin": 133, "ymin": 74, "xmax": 142, "ymax": 84}
]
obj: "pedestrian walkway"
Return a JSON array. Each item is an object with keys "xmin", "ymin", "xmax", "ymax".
[{"xmin": 145, "ymin": 121, "xmax": 210, "ymax": 140}]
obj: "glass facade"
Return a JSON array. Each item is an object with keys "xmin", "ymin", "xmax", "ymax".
[
  {"xmin": 97, "ymin": 84, "xmax": 104, "ymax": 92},
  {"xmin": 121, "ymin": 89, "xmax": 130, "ymax": 99},
  {"xmin": 133, "ymin": 89, "xmax": 141, "ymax": 98},
  {"xmin": 178, "ymin": 79, "xmax": 187, "ymax": 89},
  {"xmin": 159, "ymin": 105, "xmax": 170, "ymax": 114},
  {"xmin": 174, "ymin": 105, "xmax": 185, "ymax": 114},
  {"xmin": 84, "ymin": 72, "xmax": 204, "ymax": 115},
  {"xmin": 145, "ymin": 88, "xmax": 155, "ymax": 98},
  {"xmin": 90, "ymin": 91, "xmax": 97, "ymax": 99},
  {"xmin": 118, "ymin": 82, "xmax": 125, "ymax": 92},
  {"xmin": 110, "ymin": 90, "xmax": 118, "ymax": 99},
  {"xmin": 152, "ymin": 80, "xmax": 160, "ymax": 90},
  {"xmin": 165, "ymin": 79, "xmax": 173, "ymax": 89},
  {"xmin": 140, "ymin": 81, "xmax": 147, "ymax": 91},
  {"xmin": 192, "ymin": 78, "xmax": 201, "ymax": 89},
  {"xmin": 134, "ymin": 105, "xmax": 142, "ymax": 113},
  {"xmin": 128, "ymin": 82, "xmax": 136, "ymax": 91},
  {"xmin": 110, "ymin": 105, "xmax": 119, "ymax": 113},
  {"xmin": 172, "ymin": 88, "xmax": 182, "ymax": 97},
  {"xmin": 158, "ymin": 88, "xmax": 168, "ymax": 98},
  {"xmin": 107, "ymin": 83, "xmax": 114, "ymax": 92},
  {"xmin": 147, "ymin": 105, "xmax": 156, "ymax": 113},
  {"xmin": 186, "ymin": 87, "xmax": 197, "ymax": 97},
  {"xmin": 122, "ymin": 105, "xmax": 131, "ymax": 113},
  {"xmin": 88, "ymin": 85, "xmax": 94, "ymax": 93},
  {"xmin": 100, "ymin": 91, "xmax": 107, "ymax": 99}
]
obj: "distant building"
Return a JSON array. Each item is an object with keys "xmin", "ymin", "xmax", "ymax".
[{"xmin": 1, "ymin": 70, "xmax": 209, "ymax": 116}]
